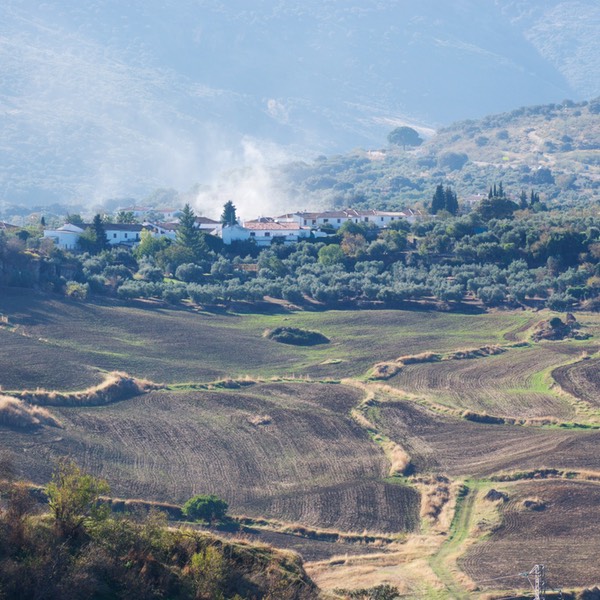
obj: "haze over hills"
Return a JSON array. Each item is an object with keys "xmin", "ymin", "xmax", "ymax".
[{"xmin": 0, "ymin": 0, "xmax": 599, "ymax": 207}]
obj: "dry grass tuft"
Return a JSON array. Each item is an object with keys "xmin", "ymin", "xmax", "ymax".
[
  {"xmin": 247, "ymin": 414, "xmax": 272, "ymax": 426},
  {"xmin": 381, "ymin": 439, "xmax": 412, "ymax": 477},
  {"xmin": 10, "ymin": 372, "xmax": 162, "ymax": 407},
  {"xmin": 369, "ymin": 362, "xmax": 401, "ymax": 380},
  {"xmin": 412, "ymin": 475, "xmax": 452, "ymax": 524},
  {"xmin": 396, "ymin": 351, "xmax": 441, "ymax": 365},
  {"xmin": 0, "ymin": 395, "xmax": 61, "ymax": 429}
]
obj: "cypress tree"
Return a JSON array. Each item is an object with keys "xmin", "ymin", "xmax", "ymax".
[
  {"xmin": 519, "ymin": 190, "xmax": 528, "ymax": 209},
  {"xmin": 431, "ymin": 184, "xmax": 446, "ymax": 214},
  {"xmin": 92, "ymin": 214, "xmax": 108, "ymax": 253},
  {"xmin": 445, "ymin": 187, "xmax": 459, "ymax": 215}
]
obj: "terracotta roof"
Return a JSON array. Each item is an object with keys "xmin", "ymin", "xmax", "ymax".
[
  {"xmin": 246, "ymin": 217, "xmax": 277, "ymax": 223},
  {"xmin": 194, "ymin": 216, "xmax": 219, "ymax": 224}
]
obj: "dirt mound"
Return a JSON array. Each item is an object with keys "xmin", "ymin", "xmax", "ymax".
[{"xmin": 533, "ymin": 315, "xmax": 591, "ymax": 342}]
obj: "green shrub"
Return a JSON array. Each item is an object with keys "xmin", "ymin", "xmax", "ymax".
[
  {"xmin": 182, "ymin": 494, "xmax": 228, "ymax": 523},
  {"xmin": 264, "ymin": 327, "xmax": 330, "ymax": 346}
]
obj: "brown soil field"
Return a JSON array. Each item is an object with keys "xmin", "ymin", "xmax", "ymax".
[
  {"xmin": 386, "ymin": 344, "xmax": 586, "ymax": 420},
  {"xmin": 461, "ymin": 480, "xmax": 600, "ymax": 589},
  {"xmin": 553, "ymin": 357, "xmax": 600, "ymax": 407},
  {"xmin": 373, "ymin": 399, "xmax": 600, "ymax": 477},
  {"xmin": 1, "ymin": 382, "xmax": 419, "ymax": 534},
  {"xmin": 0, "ymin": 290, "xmax": 532, "ymax": 389}
]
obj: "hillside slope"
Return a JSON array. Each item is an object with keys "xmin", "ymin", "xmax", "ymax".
[{"xmin": 1, "ymin": 0, "xmax": 599, "ymax": 205}]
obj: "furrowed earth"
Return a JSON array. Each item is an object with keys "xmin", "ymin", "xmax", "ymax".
[{"xmin": 2, "ymin": 289, "xmax": 600, "ymax": 598}]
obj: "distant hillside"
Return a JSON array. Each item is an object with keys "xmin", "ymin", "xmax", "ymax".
[
  {"xmin": 1, "ymin": 0, "xmax": 599, "ymax": 206},
  {"xmin": 276, "ymin": 98, "xmax": 600, "ymax": 212}
]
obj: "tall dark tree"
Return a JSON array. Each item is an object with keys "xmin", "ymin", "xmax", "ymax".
[
  {"xmin": 176, "ymin": 204, "xmax": 207, "ymax": 260},
  {"xmin": 220, "ymin": 201, "xmax": 238, "ymax": 226},
  {"xmin": 387, "ymin": 126, "xmax": 423, "ymax": 150},
  {"xmin": 444, "ymin": 187, "xmax": 459, "ymax": 215},
  {"xmin": 431, "ymin": 184, "xmax": 446, "ymax": 214},
  {"xmin": 519, "ymin": 190, "xmax": 528, "ymax": 209},
  {"xmin": 92, "ymin": 214, "xmax": 108, "ymax": 252},
  {"xmin": 78, "ymin": 214, "xmax": 108, "ymax": 254}
]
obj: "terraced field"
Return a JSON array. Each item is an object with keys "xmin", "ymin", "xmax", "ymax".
[
  {"xmin": 0, "ymin": 290, "xmax": 535, "ymax": 389},
  {"xmin": 553, "ymin": 356, "xmax": 600, "ymax": 407},
  {"xmin": 3, "ymin": 288, "xmax": 600, "ymax": 597},
  {"xmin": 1, "ymin": 382, "xmax": 419, "ymax": 534},
  {"xmin": 461, "ymin": 480, "xmax": 600, "ymax": 589},
  {"xmin": 386, "ymin": 343, "xmax": 593, "ymax": 420},
  {"xmin": 371, "ymin": 398, "xmax": 600, "ymax": 477}
]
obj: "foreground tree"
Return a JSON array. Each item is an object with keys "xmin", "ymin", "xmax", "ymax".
[{"xmin": 47, "ymin": 459, "xmax": 110, "ymax": 537}]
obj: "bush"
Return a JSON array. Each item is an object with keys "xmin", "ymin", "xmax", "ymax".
[
  {"xmin": 264, "ymin": 327, "xmax": 330, "ymax": 346},
  {"xmin": 65, "ymin": 281, "xmax": 89, "ymax": 300},
  {"xmin": 182, "ymin": 494, "xmax": 228, "ymax": 523}
]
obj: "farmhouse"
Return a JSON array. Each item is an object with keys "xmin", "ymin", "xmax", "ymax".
[
  {"xmin": 222, "ymin": 221, "xmax": 315, "ymax": 246},
  {"xmin": 276, "ymin": 208, "xmax": 420, "ymax": 230},
  {"xmin": 44, "ymin": 223, "xmax": 146, "ymax": 249}
]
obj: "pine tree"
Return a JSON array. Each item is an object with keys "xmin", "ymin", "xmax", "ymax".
[
  {"xmin": 221, "ymin": 201, "xmax": 238, "ymax": 226},
  {"xmin": 431, "ymin": 184, "xmax": 446, "ymax": 214},
  {"xmin": 176, "ymin": 204, "xmax": 207, "ymax": 260}
]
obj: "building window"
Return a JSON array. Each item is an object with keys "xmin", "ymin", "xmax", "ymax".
[
  {"xmin": 364, "ymin": 217, "xmax": 369, "ymax": 222},
  {"xmin": 337, "ymin": 219, "xmax": 341, "ymax": 223},
  {"xmin": 265, "ymin": 232, "xmax": 270, "ymax": 237},
  {"xmin": 381, "ymin": 217, "xmax": 384, "ymax": 221},
  {"xmin": 250, "ymin": 232, "xmax": 255, "ymax": 236},
  {"xmin": 124, "ymin": 233, "xmax": 128, "ymax": 238},
  {"xmin": 113, "ymin": 233, "xmax": 117, "ymax": 238},
  {"xmin": 323, "ymin": 219, "xmax": 329, "ymax": 223}
]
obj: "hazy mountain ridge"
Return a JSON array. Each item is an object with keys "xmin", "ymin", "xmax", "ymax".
[
  {"xmin": 0, "ymin": 0, "xmax": 598, "ymax": 207},
  {"xmin": 274, "ymin": 98, "xmax": 600, "ymax": 212}
]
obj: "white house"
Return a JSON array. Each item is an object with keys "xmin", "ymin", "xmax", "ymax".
[
  {"xmin": 104, "ymin": 224, "xmax": 145, "ymax": 245},
  {"xmin": 221, "ymin": 224, "xmax": 252, "ymax": 245},
  {"xmin": 44, "ymin": 223, "xmax": 145, "ymax": 249},
  {"xmin": 221, "ymin": 222, "xmax": 316, "ymax": 246},
  {"xmin": 43, "ymin": 223, "xmax": 85, "ymax": 250}
]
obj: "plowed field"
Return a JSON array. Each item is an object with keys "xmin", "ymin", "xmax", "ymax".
[
  {"xmin": 0, "ymin": 290, "xmax": 533, "ymax": 389},
  {"xmin": 373, "ymin": 399, "xmax": 600, "ymax": 477},
  {"xmin": 553, "ymin": 357, "xmax": 600, "ymax": 407},
  {"xmin": 461, "ymin": 480, "xmax": 600, "ymax": 589},
  {"xmin": 2, "ymin": 382, "xmax": 419, "ymax": 534},
  {"xmin": 387, "ymin": 345, "xmax": 582, "ymax": 419}
]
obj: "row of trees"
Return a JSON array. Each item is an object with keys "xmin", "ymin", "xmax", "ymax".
[{"xmin": 2, "ymin": 197, "xmax": 600, "ymax": 312}]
